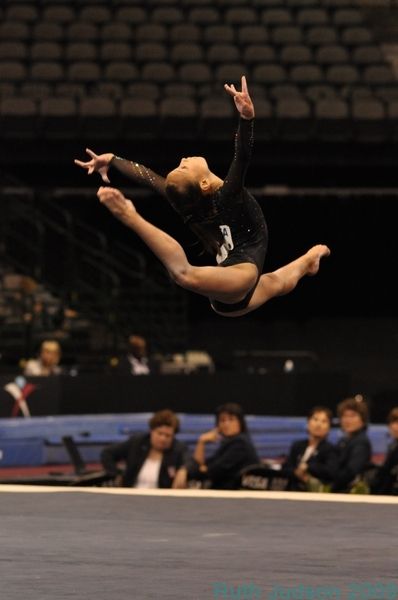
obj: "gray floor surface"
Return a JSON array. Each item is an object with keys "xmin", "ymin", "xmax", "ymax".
[{"xmin": 0, "ymin": 489, "xmax": 396, "ymax": 600}]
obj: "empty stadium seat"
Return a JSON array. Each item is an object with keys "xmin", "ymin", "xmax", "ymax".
[
  {"xmin": 223, "ymin": 6, "xmax": 258, "ymax": 27},
  {"xmin": 326, "ymin": 64, "xmax": 360, "ymax": 86},
  {"xmin": 199, "ymin": 96, "xmax": 235, "ymax": 140},
  {"xmin": 178, "ymin": 62, "xmax": 213, "ymax": 85},
  {"xmin": 119, "ymin": 98, "xmax": 159, "ymax": 139},
  {"xmin": 142, "ymin": 61, "xmax": 176, "ymax": 84},
  {"xmin": 214, "ymin": 63, "xmax": 247, "ymax": 85},
  {"xmin": 188, "ymin": 7, "xmax": 220, "ymax": 25},
  {"xmin": 79, "ymin": 97, "xmax": 117, "ymax": 139},
  {"xmin": 363, "ymin": 64, "xmax": 396, "ymax": 86},
  {"xmin": 297, "ymin": 8, "xmax": 329, "ymax": 27},
  {"xmin": 306, "ymin": 83, "xmax": 337, "ymax": 102},
  {"xmin": 100, "ymin": 22, "xmax": 132, "ymax": 42},
  {"xmin": 280, "ymin": 45, "xmax": 313, "ymax": 66},
  {"xmin": 253, "ymin": 64, "xmax": 288, "ymax": 85},
  {"xmin": 0, "ymin": 83, "xmax": 16, "ymax": 98},
  {"xmin": 93, "ymin": 82, "xmax": 124, "ymax": 99},
  {"xmin": 164, "ymin": 82, "xmax": 196, "ymax": 98},
  {"xmin": 67, "ymin": 61, "xmax": 101, "ymax": 84},
  {"xmin": 251, "ymin": 97, "xmax": 274, "ymax": 141},
  {"xmin": 206, "ymin": 43, "xmax": 240, "ymax": 65},
  {"xmin": 30, "ymin": 61, "xmax": 65, "ymax": 83},
  {"xmin": 275, "ymin": 96, "xmax": 312, "ymax": 140},
  {"xmin": 170, "ymin": 43, "xmax": 204, "ymax": 64},
  {"xmin": 0, "ymin": 20, "xmax": 30, "ymax": 41},
  {"xmin": 78, "ymin": 6, "xmax": 112, "ymax": 24},
  {"xmin": 113, "ymin": 6, "xmax": 148, "ymax": 25},
  {"xmin": 313, "ymin": 96, "xmax": 350, "ymax": 141},
  {"xmin": 39, "ymin": 96, "xmax": 78, "ymax": 139},
  {"xmin": 350, "ymin": 96, "xmax": 387, "ymax": 143},
  {"xmin": 351, "ymin": 45, "xmax": 384, "ymax": 66},
  {"xmin": 169, "ymin": 23, "xmax": 202, "ymax": 43},
  {"xmin": 306, "ymin": 26, "xmax": 338, "ymax": 46},
  {"xmin": 31, "ymin": 41, "xmax": 62, "ymax": 61},
  {"xmin": 135, "ymin": 42, "xmax": 168, "ymax": 64},
  {"xmin": 261, "ymin": 8, "xmax": 293, "ymax": 27},
  {"xmin": 67, "ymin": 21, "xmax": 98, "ymax": 42},
  {"xmin": 5, "ymin": 4, "xmax": 39, "ymax": 23},
  {"xmin": 0, "ymin": 96, "xmax": 38, "ymax": 139},
  {"xmin": 287, "ymin": 0, "xmax": 322, "ymax": 7},
  {"xmin": 202, "ymin": 24, "xmax": 235, "ymax": 45},
  {"xmin": 243, "ymin": 44, "xmax": 277, "ymax": 66},
  {"xmin": 341, "ymin": 26, "xmax": 373, "ymax": 47},
  {"xmin": 65, "ymin": 42, "xmax": 97, "ymax": 63},
  {"xmin": 41, "ymin": 5, "xmax": 75, "ymax": 24},
  {"xmin": 271, "ymin": 26, "xmax": 303, "ymax": 45},
  {"xmin": 290, "ymin": 64, "xmax": 324, "ymax": 85},
  {"xmin": 269, "ymin": 83, "xmax": 302, "ymax": 100},
  {"xmin": 20, "ymin": 82, "xmax": 52, "ymax": 101},
  {"xmin": 104, "ymin": 61, "xmax": 139, "ymax": 83},
  {"xmin": 100, "ymin": 42, "xmax": 132, "ymax": 62},
  {"xmin": 55, "ymin": 82, "xmax": 86, "ymax": 99},
  {"xmin": 333, "ymin": 8, "xmax": 364, "ymax": 28},
  {"xmin": 159, "ymin": 96, "xmax": 198, "ymax": 138},
  {"xmin": 151, "ymin": 6, "xmax": 184, "ymax": 25},
  {"xmin": 126, "ymin": 81, "xmax": 160, "ymax": 100},
  {"xmin": 135, "ymin": 23, "xmax": 168, "ymax": 42},
  {"xmin": 237, "ymin": 25, "xmax": 269, "ymax": 46},
  {"xmin": 32, "ymin": 22, "xmax": 63, "ymax": 42},
  {"xmin": 0, "ymin": 41, "xmax": 28, "ymax": 61},
  {"xmin": 315, "ymin": 44, "xmax": 350, "ymax": 66}
]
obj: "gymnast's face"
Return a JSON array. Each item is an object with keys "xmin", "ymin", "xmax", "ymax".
[
  {"xmin": 217, "ymin": 412, "xmax": 242, "ymax": 437},
  {"xmin": 166, "ymin": 156, "xmax": 210, "ymax": 188}
]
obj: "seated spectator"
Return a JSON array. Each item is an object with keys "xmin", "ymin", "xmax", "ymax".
[
  {"xmin": 370, "ymin": 407, "xmax": 398, "ymax": 495},
  {"xmin": 100, "ymin": 409, "xmax": 189, "ymax": 488},
  {"xmin": 23, "ymin": 339, "xmax": 64, "ymax": 376},
  {"xmin": 187, "ymin": 402, "xmax": 259, "ymax": 490},
  {"xmin": 283, "ymin": 406, "xmax": 338, "ymax": 492},
  {"xmin": 116, "ymin": 334, "xmax": 151, "ymax": 375},
  {"xmin": 332, "ymin": 394, "xmax": 372, "ymax": 493}
]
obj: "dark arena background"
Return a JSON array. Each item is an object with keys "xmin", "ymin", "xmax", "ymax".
[{"xmin": 1, "ymin": 1, "xmax": 398, "ymax": 599}]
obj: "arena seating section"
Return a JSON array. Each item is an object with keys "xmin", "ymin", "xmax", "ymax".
[{"xmin": 1, "ymin": 0, "xmax": 398, "ymax": 142}]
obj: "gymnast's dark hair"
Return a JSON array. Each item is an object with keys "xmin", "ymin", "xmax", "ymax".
[
  {"xmin": 215, "ymin": 402, "xmax": 248, "ymax": 433},
  {"xmin": 165, "ymin": 181, "xmax": 222, "ymax": 256}
]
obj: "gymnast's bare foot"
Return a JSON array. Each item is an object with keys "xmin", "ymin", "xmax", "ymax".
[{"xmin": 306, "ymin": 244, "xmax": 331, "ymax": 276}]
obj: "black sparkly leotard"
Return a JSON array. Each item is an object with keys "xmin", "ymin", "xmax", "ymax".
[{"xmin": 110, "ymin": 118, "xmax": 268, "ymax": 313}]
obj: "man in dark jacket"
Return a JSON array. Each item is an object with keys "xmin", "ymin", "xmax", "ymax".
[{"xmin": 101, "ymin": 409, "xmax": 190, "ymax": 488}]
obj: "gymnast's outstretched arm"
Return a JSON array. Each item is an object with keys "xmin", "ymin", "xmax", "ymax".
[{"xmin": 74, "ymin": 149, "xmax": 167, "ymax": 197}]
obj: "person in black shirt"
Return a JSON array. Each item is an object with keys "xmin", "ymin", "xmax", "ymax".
[
  {"xmin": 187, "ymin": 402, "xmax": 259, "ymax": 490},
  {"xmin": 75, "ymin": 76, "xmax": 330, "ymax": 317},
  {"xmin": 100, "ymin": 409, "xmax": 190, "ymax": 488},
  {"xmin": 283, "ymin": 405, "xmax": 338, "ymax": 492},
  {"xmin": 332, "ymin": 395, "xmax": 372, "ymax": 493},
  {"xmin": 370, "ymin": 407, "xmax": 398, "ymax": 495}
]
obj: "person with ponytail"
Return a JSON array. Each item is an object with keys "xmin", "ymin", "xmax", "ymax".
[{"xmin": 75, "ymin": 76, "xmax": 330, "ymax": 317}]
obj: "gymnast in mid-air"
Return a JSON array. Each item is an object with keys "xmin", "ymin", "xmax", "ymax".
[{"xmin": 74, "ymin": 76, "xmax": 330, "ymax": 317}]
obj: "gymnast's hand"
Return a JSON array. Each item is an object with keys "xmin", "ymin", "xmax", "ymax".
[
  {"xmin": 97, "ymin": 186, "xmax": 136, "ymax": 221},
  {"xmin": 224, "ymin": 75, "xmax": 255, "ymax": 120},
  {"xmin": 74, "ymin": 149, "xmax": 114, "ymax": 184}
]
